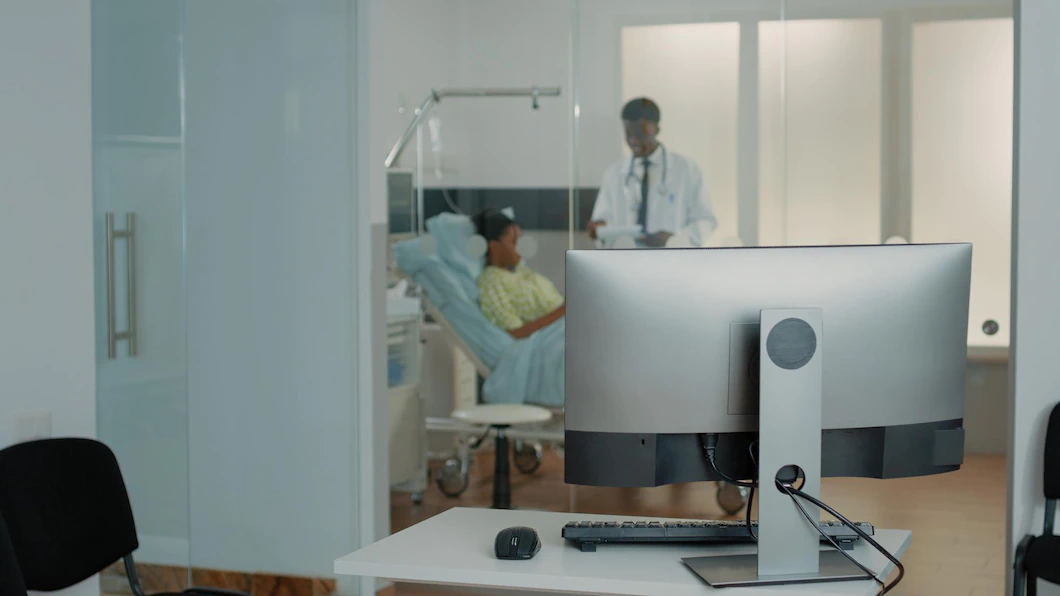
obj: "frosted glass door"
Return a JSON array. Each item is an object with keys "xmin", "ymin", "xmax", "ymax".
[
  {"xmin": 92, "ymin": 0, "xmax": 190, "ymax": 577},
  {"xmin": 182, "ymin": 0, "xmax": 360, "ymax": 585}
]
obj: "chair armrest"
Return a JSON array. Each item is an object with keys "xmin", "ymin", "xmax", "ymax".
[
  {"xmin": 1015, "ymin": 533, "xmax": 1036, "ymax": 569},
  {"xmin": 1013, "ymin": 534, "xmax": 1036, "ymax": 596}
]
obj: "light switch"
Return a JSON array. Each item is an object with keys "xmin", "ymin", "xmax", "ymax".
[{"xmin": 16, "ymin": 411, "xmax": 51, "ymax": 442}]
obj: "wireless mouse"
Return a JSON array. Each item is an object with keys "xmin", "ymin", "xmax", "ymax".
[{"xmin": 494, "ymin": 526, "xmax": 541, "ymax": 560}]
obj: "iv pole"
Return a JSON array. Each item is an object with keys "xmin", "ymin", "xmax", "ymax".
[
  {"xmin": 384, "ymin": 86, "xmax": 562, "ymax": 169},
  {"xmin": 384, "ymin": 86, "xmax": 561, "ymax": 236}
]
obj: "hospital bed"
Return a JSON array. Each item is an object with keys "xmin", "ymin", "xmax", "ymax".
[{"xmin": 391, "ymin": 213, "xmax": 747, "ymax": 513}]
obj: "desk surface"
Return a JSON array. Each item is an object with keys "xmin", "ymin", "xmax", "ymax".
[{"xmin": 335, "ymin": 508, "xmax": 911, "ymax": 595}]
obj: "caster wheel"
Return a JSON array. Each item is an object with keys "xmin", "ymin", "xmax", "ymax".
[
  {"xmin": 717, "ymin": 483, "xmax": 748, "ymax": 515},
  {"xmin": 513, "ymin": 440, "xmax": 544, "ymax": 475},
  {"xmin": 436, "ymin": 458, "xmax": 469, "ymax": 498},
  {"xmin": 411, "ymin": 491, "xmax": 425, "ymax": 505}
]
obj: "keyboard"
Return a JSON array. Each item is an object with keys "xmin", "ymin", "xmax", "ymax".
[{"xmin": 562, "ymin": 519, "xmax": 873, "ymax": 552}]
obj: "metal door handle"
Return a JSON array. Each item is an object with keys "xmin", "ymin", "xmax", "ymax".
[{"xmin": 106, "ymin": 212, "xmax": 136, "ymax": 359}]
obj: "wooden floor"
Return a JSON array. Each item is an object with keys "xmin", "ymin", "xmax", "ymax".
[{"xmin": 388, "ymin": 450, "xmax": 1007, "ymax": 596}]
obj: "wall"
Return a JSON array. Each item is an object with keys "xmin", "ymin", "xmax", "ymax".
[
  {"xmin": 183, "ymin": 0, "xmax": 360, "ymax": 580},
  {"xmin": 1008, "ymin": 0, "xmax": 1060, "ymax": 594},
  {"xmin": 0, "ymin": 3, "xmax": 98, "ymax": 596}
]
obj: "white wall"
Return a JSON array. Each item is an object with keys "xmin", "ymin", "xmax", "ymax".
[
  {"xmin": 0, "ymin": 3, "xmax": 97, "ymax": 596},
  {"xmin": 1008, "ymin": 0, "xmax": 1060, "ymax": 594},
  {"xmin": 183, "ymin": 0, "xmax": 360, "ymax": 581}
]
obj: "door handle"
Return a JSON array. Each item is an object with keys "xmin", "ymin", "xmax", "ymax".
[{"xmin": 106, "ymin": 212, "xmax": 137, "ymax": 359}]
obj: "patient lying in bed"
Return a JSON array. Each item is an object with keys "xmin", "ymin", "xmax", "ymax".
[{"xmin": 474, "ymin": 209, "xmax": 565, "ymax": 339}]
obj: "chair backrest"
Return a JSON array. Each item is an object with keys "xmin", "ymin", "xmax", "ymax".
[
  {"xmin": 1045, "ymin": 402, "xmax": 1060, "ymax": 500},
  {"xmin": 0, "ymin": 511, "xmax": 27, "ymax": 596},
  {"xmin": 0, "ymin": 439, "xmax": 139, "ymax": 591}
]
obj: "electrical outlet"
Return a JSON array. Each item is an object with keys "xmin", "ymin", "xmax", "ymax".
[{"xmin": 16, "ymin": 411, "xmax": 51, "ymax": 442}]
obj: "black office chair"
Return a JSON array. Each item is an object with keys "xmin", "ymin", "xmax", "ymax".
[
  {"xmin": 0, "ymin": 511, "xmax": 27, "ymax": 596},
  {"xmin": 0, "ymin": 438, "xmax": 244, "ymax": 596},
  {"xmin": 1014, "ymin": 403, "xmax": 1060, "ymax": 596}
]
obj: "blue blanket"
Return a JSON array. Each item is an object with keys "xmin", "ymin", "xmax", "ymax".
[
  {"xmin": 392, "ymin": 220, "xmax": 564, "ymax": 407},
  {"xmin": 485, "ymin": 318, "xmax": 565, "ymax": 407}
]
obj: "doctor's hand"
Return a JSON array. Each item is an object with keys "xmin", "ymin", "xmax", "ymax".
[
  {"xmin": 642, "ymin": 231, "xmax": 672, "ymax": 248},
  {"xmin": 587, "ymin": 220, "xmax": 607, "ymax": 240}
]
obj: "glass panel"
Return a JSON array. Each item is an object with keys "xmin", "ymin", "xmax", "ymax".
[
  {"xmin": 570, "ymin": 0, "xmax": 784, "ymax": 518},
  {"xmin": 621, "ymin": 23, "xmax": 741, "ymax": 247},
  {"xmin": 578, "ymin": 1, "xmax": 749, "ymax": 251},
  {"xmin": 911, "ymin": 18, "xmax": 1013, "ymax": 348},
  {"xmin": 759, "ymin": 18, "xmax": 882, "ymax": 247},
  {"xmin": 379, "ymin": 0, "xmax": 573, "ymax": 529},
  {"xmin": 181, "ymin": 0, "xmax": 359, "ymax": 589},
  {"xmin": 382, "ymin": 0, "xmax": 572, "ymax": 291},
  {"xmin": 92, "ymin": 0, "xmax": 190, "ymax": 589}
]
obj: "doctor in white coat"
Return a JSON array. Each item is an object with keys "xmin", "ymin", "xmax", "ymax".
[{"xmin": 588, "ymin": 98, "xmax": 718, "ymax": 248}]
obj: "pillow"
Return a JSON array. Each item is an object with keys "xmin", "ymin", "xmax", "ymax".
[
  {"xmin": 391, "ymin": 237, "xmax": 512, "ymax": 368},
  {"xmin": 426, "ymin": 213, "xmax": 483, "ymax": 300}
]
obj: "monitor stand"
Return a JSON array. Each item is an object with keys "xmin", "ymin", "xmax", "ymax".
[{"xmin": 683, "ymin": 308, "xmax": 874, "ymax": 587}]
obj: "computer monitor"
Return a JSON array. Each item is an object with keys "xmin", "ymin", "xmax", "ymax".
[{"xmin": 564, "ymin": 243, "xmax": 972, "ymax": 488}]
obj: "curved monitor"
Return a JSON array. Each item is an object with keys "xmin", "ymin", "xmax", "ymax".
[{"xmin": 564, "ymin": 243, "xmax": 972, "ymax": 487}]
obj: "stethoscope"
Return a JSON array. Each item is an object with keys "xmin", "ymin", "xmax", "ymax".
[{"xmin": 623, "ymin": 144, "xmax": 670, "ymax": 206}]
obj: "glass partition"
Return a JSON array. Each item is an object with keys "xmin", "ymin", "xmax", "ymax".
[
  {"xmin": 377, "ymin": 3, "xmax": 1011, "ymax": 591},
  {"xmin": 381, "ymin": 0, "xmax": 572, "ymax": 290},
  {"xmin": 565, "ymin": 0, "xmax": 1013, "ymax": 518},
  {"xmin": 570, "ymin": 0, "xmax": 786, "ymax": 520},
  {"xmin": 621, "ymin": 22, "xmax": 741, "ymax": 247},
  {"xmin": 93, "ymin": 1, "xmax": 361, "ymax": 593},
  {"xmin": 380, "ymin": 0, "xmax": 575, "ymax": 533},
  {"xmin": 911, "ymin": 17, "xmax": 1013, "ymax": 348},
  {"xmin": 759, "ymin": 17, "xmax": 883, "ymax": 247},
  {"xmin": 92, "ymin": 0, "xmax": 190, "ymax": 588}
]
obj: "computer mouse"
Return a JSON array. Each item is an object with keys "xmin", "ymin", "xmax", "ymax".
[{"xmin": 494, "ymin": 526, "xmax": 541, "ymax": 560}]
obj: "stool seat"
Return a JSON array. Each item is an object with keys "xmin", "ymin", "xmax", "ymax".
[
  {"xmin": 450, "ymin": 405, "xmax": 551, "ymax": 510},
  {"xmin": 452, "ymin": 404, "xmax": 551, "ymax": 427}
]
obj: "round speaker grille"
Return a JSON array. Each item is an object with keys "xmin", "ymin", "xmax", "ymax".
[{"xmin": 766, "ymin": 318, "xmax": 817, "ymax": 370}]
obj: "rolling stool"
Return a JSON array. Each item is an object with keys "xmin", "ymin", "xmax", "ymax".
[{"xmin": 452, "ymin": 404, "xmax": 552, "ymax": 509}]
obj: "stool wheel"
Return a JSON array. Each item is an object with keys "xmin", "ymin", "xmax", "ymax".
[
  {"xmin": 514, "ymin": 440, "xmax": 544, "ymax": 475},
  {"xmin": 436, "ymin": 458, "xmax": 469, "ymax": 498}
]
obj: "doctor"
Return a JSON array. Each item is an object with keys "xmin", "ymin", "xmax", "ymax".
[{"xmin": 588, "ymin": 98, "xmax": 717, "ymax": 247}]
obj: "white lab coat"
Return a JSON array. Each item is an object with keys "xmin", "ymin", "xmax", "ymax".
[{"xmin": 591, "ymin": 146, "xmax": 718, "ymax": 247}]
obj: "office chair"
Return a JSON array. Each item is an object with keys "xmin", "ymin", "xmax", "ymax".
[
  {"xmin": 0, "ymin": 511, "xmax": 27, "ymax": 596},
  {"xmin": 1014, "ymin": 403, "xmax": 1060, "ymax": 596},
  {"xmin": 0, "ymin": 438, "xmax": 244, "ymax": 596}
]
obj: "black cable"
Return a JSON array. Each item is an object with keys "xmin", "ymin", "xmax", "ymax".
[
  {"xmin": 745, "ymin": 440, "xmax": 759, "ymax": 540},
  {"xmin": 787, "ymin": 486, "xmax": 905, "ymax": 595},
  {"xmin": 745, "ymin": 485, "xmax": 757, "ymax": 541},
  {"xmin": 701, "ymin": 434, "xmax": 756, "ymax": 488},
  {"xmin": 778, "ymin": 481, "xmax": 884, "ymax": 593}
]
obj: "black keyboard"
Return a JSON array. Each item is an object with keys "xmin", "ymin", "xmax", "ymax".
[{"xmin": 562, "ymin": 519, "xmax": 873, "ymax": 552}]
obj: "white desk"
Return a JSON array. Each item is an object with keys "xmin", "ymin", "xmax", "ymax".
[{"xmin": 335, "ymin": 508, "xmax": 911, "ymax": 595}]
